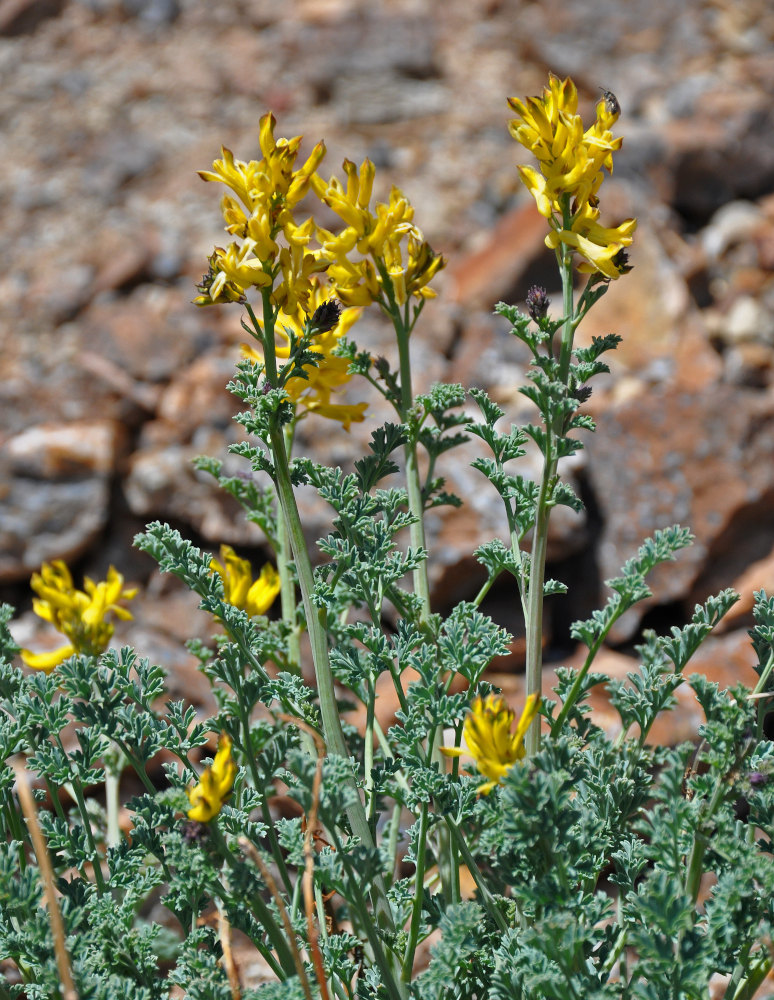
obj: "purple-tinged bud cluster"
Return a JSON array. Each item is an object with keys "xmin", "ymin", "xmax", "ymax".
[
  {"xmin": 310, "ymin": 298, "xmax": 342, "ymax": 334},
  {"xmin": 526, "ymin": 285, "xmax": 550, "ymax": 322}
]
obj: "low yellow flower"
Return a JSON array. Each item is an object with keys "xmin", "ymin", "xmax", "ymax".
[
  {"xmin": 186, "ymin": 734, "xmax": 237, "ymax": 823},
  {"xmin": 242, "ymin": 279, "xmax": 368, "ymax": 429},
  {"xmin": 21, "ymin": 562, "xmax": 137, "ymax": 673},
  {"xmin": 442, "ymin": 692, "xmax": 540, "ymax": 795},
  {"xmin": 210, "ymin": 545, "xmax": 281, "ymax": 617}
]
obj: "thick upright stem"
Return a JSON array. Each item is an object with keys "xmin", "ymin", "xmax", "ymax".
[
  {"xmin": 524, "ymin": 243, "xmax": 575, "ymax": 757},
  {"xmin": 269, "ymin": 424, "xmax": 396, "ymax": 943},
  {"xmin": 395, "ymin": 321, "xmax": 431, "ymax": 622},
  {"xmin": 256, "ymin": 292, "xmax": 396, "ymax": 940},
  {"xmin": 276, "ymin": 425, "xmax": 302, "ymax": 673}
]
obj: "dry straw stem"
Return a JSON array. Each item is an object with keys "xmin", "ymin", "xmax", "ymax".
[
  {"xmin": 279, "ymin": 713, "xmax": 331, "ymax": 1000},
  {"xmin": 217, "ymin": 904, "xmax": 242, "ymax": 1000},
  {"xmin": 239, "ymin": 836, "xmax": 312, "ymax": 1000},
  {"xmin": 12, "ymin": 757, "xmax": 78, "ymax": 1000}
]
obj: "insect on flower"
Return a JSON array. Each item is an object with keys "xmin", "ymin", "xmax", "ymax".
[{"xmin": 600, "ymin": 87, "xmax": 620, "ymax": 117}]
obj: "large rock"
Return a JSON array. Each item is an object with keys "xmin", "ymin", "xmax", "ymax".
[{"xmin": 586, "ymin": 384, "xmax": 774, "ymax": 640}]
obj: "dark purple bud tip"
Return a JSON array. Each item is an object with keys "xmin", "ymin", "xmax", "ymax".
[
  {"xmin": 526, "ymin": 285, "xmax": 550, "ymax": 322},
  {"xmin": 749, "ymin": 771, "xmax": 768, "ymax": 788},
  {"xmin": 311, "ymin": 298, "xmax": 342, "ymax": 334},
  {"xmin": 612, "ymin": 249, "xmax": 633, "ymax": 275},
  {"xmin": 374, "ymin": 356, "xmax": 391, "ymax": 378}
]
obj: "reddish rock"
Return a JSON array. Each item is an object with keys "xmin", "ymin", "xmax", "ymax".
[
  {"xmin": 586, "ymin": 385, "xmax": 774, "ymax": 641},
  {"xmin": 444, "ymin": 201, "xmax": 549, "ymax": 309}
]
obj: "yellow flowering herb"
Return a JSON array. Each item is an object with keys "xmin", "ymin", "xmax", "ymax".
[
  {"xmin": 242, "ymin": 279, "xmax": 368, "ymax": 429},
  {"xmin": 20, "ymin": 562, "xmax": 137, "ymax": 673},
  {"xmin": 210, "ymin": 544, "xmax": 281, "ymax": 617},
  {"xmin": 186, "ymin": 734, "xmax": 237, "ymax": 823},
  {"xmin": 442, "ymin": 693, "xmax": 540, "ymax": 795},
  {"xmin": 507, "ymin": 74, "xmax": 636, "ymax": 278}
]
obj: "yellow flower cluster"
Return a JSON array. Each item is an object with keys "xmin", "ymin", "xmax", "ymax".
[
  {"xmin": 442, "ymin": 692, "xmax": 540, "ymax": 795},
  {"xmin": 508, "ymin": 74, "xmax": 636, "ymax": 279},
  {"xmin": 194, "ymin": 113, "xmax": 326, "ymax": 313},
  {"xmin": 312, "ymin": 158, "xmax": 445, "ymax": 307},
  {"xmin": 186, "ymin": 733, "xmax": 237, "ymax": 823},
  {"xmin": 210, "ymin": 544, "xmax": 281, "ymax": 618},
  {"xmin": 242, "ymin": 279, "xmax": 368, "ymax": 429},
  {"xmin": 21, "ymin": 562, "xmax": 137, "ymax": 673}
]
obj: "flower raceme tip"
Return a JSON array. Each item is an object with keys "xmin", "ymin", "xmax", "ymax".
[
  {"xmin": 508, "ymin": 73, "xmax": 636, "ymax": 279},
  {"xmin": 442, "ymin": 692, "xmax": 541, "ymax": 795},
  {"xmin": 20, "ymin": 562, "xmax": 137, "ymax": 673},
  {"xmin": 186, "ymin": 734, "xmax": 237, "ymax": 823}
]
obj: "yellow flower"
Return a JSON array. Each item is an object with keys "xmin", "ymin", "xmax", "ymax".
[
  {"xmin": 441, "ymin": 693, "xmax": 540, "ymax": 795},
  {"xmin": 210, "ymin": 545, "xmax": 281, "ymax": 618},
  {"xmin": 21, "ymin": 562, "xmax": 137, "ymax": 673},
  {"xmin": 198, "ymin": 114, "xmax": 327, "ymax": 309},
  {"xmin": 312, "ymin": 159, "xmax": 445, "ymax": 306},
  {"xmin": 508, "ymin": 74, "xmax": 636, "ymax": 278},
  {"xmin": 242, "ymin": 279, "xmax": 368, "ymax": 429},
  {"xmin": 186, "ymin": 733, "xmax": 237, "ymax": 823}
]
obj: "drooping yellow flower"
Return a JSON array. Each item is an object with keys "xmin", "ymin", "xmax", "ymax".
[
  {"xmin": 210, "ymin": 545, "xmax": 281, "ymax": 618},
  {"xmin": 20, "ymin": 562, "xmax": 137, "ymax": 673},
  {"xmin": 507, "ymin": 74, "xmax": 636, "ymax": 279},
  {"xmin": 186, "ymin": 733, "xmax": 237, "ymax": 823},
  {"xmin": 312, "ymin": 159, "xmax": 445, "ymax": 307},
  {"xmin": 242, "ymin": 279, "xmax": 368, "ymax": 429},
  {"xmin": 441, "ymin": 693, "xmax": 540, "ymax": 795}
]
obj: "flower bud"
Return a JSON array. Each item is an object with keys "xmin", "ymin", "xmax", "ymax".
[
  {"xmin": 526, "ymin": 285, "xmax": 550, "ymax": 322},
  {"xmin": 310, "ymin": 298, "xmax": 341, "ymax": 334}
]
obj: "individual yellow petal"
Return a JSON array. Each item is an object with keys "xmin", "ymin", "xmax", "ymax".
[
  {"xmin": 20, "ymin": 644, "xmax": 76, "ymax": 672},
  {"xmin": 245, "ymin": 563, "xmax": 281, "ymax": 617}
]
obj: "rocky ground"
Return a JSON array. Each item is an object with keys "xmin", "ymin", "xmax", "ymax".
[{"xmin": 2, "ymin": 0, "xmax": 774, "ymax": 738}]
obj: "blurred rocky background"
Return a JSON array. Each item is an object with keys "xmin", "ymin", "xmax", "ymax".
[{"xmin": 3, "ymin": 0, "xmax": 774, "ymax": 738}]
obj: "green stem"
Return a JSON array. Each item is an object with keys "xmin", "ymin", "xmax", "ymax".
[
  {"xmin": 524, "ymin": 240, "xmax": 575, "ymax": 757},
  {"xmin": 260, "ymin": 327, "xmax": 395, "ymax": 937},
  {"xmin": 210, "ymin": 822, "xmax": 296, "ymax": 978},
  {"xmin": 444, "ymin": 816, "xmax": 510, "ymax": 934},
  {"xmin": 277, "ymin": 423, "xmax": 302, "ymax": 674},
  {"xmin": 394, "ymin": 313, "xmax": 432, "ymax": 622},
  {"xmin": 401, "ymin": 803, "xmax": 429, "ymax": 982},
  {"xmin": 730, "ymin": 954, "xmax": 774, "ymax": 1000}
]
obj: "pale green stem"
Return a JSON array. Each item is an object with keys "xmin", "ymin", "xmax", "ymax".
[
  {"xmin": 256, "ymin": 292, "xmax": 396, "ymax": 940},
  {"xmin": 401, "ymin": 804, "xmax": 429, "ymax": 982},
  {"xmin": 394, "ymin": 316, "xmax": 432, "ymax": 621},
  {"xmin": 276, "ymin": 423, "xmax": 302, "ymax": 673},
  {"xmin": 524, "ymin": 241, "xmax": 574, "ymax": 757},
  {"xmin": 105, "ymin": 768, "xmax": 120, "ymax": 850},
  {"xmin": 444, "ymin": 816, "xmax": 510, "ymax": 934}
]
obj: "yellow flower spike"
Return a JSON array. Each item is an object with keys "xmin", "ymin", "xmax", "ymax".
[
  {"xmin": 21, "ymin": 562, "xmax": 136, "ymax": 671},
  {"xmin": 186, "ymin": 734, "xmax": 237, "ymax": 823},
  {"xmin": 210, "ymin": 545, "xmax": 281, "ymax": 618},
  {"xmin": 508, "ymin": 72, "xmax": 636, "ymax": 279},
  {"xmin": 441, "ymin": 693, "xmax": 541, "ymax": 795}
]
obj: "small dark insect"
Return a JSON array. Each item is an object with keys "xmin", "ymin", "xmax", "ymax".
[{"xmin": 599, "ymin": 87, "xmax": 620, "ymax": 116}]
